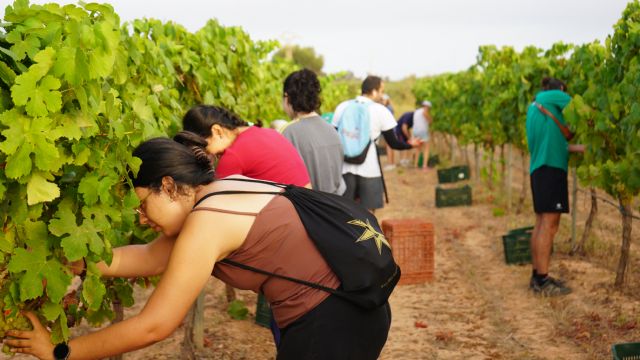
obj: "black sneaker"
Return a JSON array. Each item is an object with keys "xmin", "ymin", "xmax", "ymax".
[{"xmin": 532, "ymin": 277, "xmax": 572, "ymax": 296}]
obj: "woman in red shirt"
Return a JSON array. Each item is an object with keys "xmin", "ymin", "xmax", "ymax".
[{"xmin": 181, "ymin": 105, "xmax": 310, "ymax": 187}]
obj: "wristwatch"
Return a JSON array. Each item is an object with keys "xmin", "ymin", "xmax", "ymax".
[{"xmin": 53, "ymin": 342, "xmax": 70, "ymax": 360}]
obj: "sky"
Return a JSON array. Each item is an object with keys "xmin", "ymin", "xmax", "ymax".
[{"xmin": 3, "ymin": 0, "xmax": 634, "ymax": 79}]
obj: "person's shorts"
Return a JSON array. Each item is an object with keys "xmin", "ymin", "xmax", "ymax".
[
  {"xmin": 278, "ymin": 295, "xmax": 391, "ymax": 360},
  {"xmin": 413, "ymin": 129, "xmax": 429, "ymax": 142},
  {"xmin": 342, "ymin": 173, "xmax": 384, "ymax": 210},
  {"xmin": 530, "ymin": 165, "xmax": 569, "ymax": 214}
]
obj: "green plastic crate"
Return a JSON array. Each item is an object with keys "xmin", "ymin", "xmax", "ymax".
[
  {"xmin": 613, "ymin": 343, "xmax": 640, "ymax": 360},
  {"xmin": 508, "ymin": 226, "xmax": 534, "ymax": 235},
  {"xmin": 435, "ymin": 185, "xmax": 472, "ymax": 208},
  {"xmin": 502, "ymin": 230, "xmax": 532, "ymax": 265},
  {"xmin": 255, "ymin": 294, "xmax": 272, "ymax": 328},
  {"xmin": 437, "ymin": 165, "xmax": 470, "ymax": 184}
]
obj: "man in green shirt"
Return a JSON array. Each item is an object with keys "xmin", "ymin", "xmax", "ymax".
[{"xmin": 526, "ymin": 77, "xmax": 584, "ymax": 296}]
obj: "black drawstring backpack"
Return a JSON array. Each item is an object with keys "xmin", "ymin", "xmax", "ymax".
[{"xmin": 194, "ymin": 178, "xmax": 401, "ymax": 310}]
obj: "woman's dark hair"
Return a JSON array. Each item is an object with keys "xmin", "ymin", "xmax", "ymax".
[
  {"xmin": 132, "ymin": 137, "xmax": 214, "ymax": 189},
  {"xmin": 283, "ymin": 69, "xmax": 321, "ymax": 113},
  {"xmin": 361, "ymin": 75, "xmax": 382, "ymax": 95},
  {"xmin": 542, "ymin": 77, "xmax": 567, "ymax": 92},
  {"xmin": 182, "ymin": 105, "xmax": 248, "ymax": 137}
]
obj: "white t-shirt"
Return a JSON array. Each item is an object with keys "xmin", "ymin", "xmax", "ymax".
[
  {"xmin": 332, "ymin": 96, "xmax": 397, "ymax": 177},
  {"xmin": 412, "ymin": 108, "xmax": 430, "ymax": 140}
]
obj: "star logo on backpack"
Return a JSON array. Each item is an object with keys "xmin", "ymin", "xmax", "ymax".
[{"xmin": 347, "ymin": 219, "xmax": 391, "ymax": 255}]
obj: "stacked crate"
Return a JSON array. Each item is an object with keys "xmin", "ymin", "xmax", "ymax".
[
  {"xmin": 381, "ymin": 219, "xmax": 435, "ymax": 285},
  {"xmin": 435, "ymin": 165, "xmax": 472, "ymax": 207}
]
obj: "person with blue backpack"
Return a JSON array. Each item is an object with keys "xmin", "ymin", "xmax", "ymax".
[{"xmin": 332, "ymin": 76, "xmax": 421, "ymax": 212}]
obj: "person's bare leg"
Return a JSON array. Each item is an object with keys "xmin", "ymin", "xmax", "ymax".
[
  {"xmin": 422, "ymin": 142, "xmax": 430, "ymax": 171},
  {"xmin": 531, "ymin": 213, "xmax": 543, "ymax": 274},
  {"xmin": 535, "ymin": 213, "xmax": 561, "ymax": 275},
  {"xmin": 386, "ymin": 145, "xmax": 394, "ymax": 165}
]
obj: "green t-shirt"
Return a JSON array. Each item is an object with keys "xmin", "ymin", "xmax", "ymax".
[{"xmin": 526, "ymin": 89, "xmax": 572, "ymax": 173}]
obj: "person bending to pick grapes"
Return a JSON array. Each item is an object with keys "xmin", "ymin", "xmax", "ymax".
[{"xmin": 4, "ymin": 136, "xmax": 394, "ymax": 360}]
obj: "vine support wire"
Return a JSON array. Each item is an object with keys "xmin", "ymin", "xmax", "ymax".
[
  {"xmin": 456, "ymin": 138, "xmax": 639, "ymax": 221},
  {"xmin": 575, "ymin": 188, "xmax": 640, "ymax": 221},
  {"xmin": 506, "ymin": 157, "xmax": 640, "ymax": 222}
]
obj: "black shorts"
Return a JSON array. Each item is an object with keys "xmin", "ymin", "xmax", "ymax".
[
  {"xmin": 277, "ymin": 295, "xmax": 391, "ymax": 360},
  {"xmin": 342, "ymin": 173, "xmax": 384, "ymax": 210},
  {"xmin": 530, "ymin": 165, "xmax": 569, "ymax": 214}
]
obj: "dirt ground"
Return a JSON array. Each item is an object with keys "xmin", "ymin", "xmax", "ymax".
[{"xmin": 9, "ymin": 153, "xmax": 640, "ymax": 360}]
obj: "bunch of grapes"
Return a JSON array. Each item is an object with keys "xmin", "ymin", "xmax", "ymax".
[
  {"xmin": 0, "ymin": 280, "xmax": 33, "ymax": 355},
  {"xmin": 1, "ymin": 313, "xmax": 33, "ymax": 355}
]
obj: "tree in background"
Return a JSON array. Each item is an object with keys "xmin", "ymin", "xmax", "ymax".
[{"xmin": 274, "ymin": 45, "xmax": 324, "ymax": 74}]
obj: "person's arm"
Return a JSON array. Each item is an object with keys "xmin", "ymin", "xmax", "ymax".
[
  {"xmin": 95, "ymin": 234, "xmax": 176, "ymax": 278},
  {"xmin": 401, "ymin": 123, "xmax": 411, "ymax": 140},
  {"xmin": 569, "ymin": 144, "xmax": 585, "ymax": 153},
  {"xmin": 382, "ymin": 129, "xmax": 412, "ymax": 150},
  {"xmin": 7, "ymin": 211, "xmax": 245, "ymax": 360}
]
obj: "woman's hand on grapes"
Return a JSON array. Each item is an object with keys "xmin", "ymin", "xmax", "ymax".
[{"xmin": 4, "ymin": 312, "xmax": 55, "ymax": 360}]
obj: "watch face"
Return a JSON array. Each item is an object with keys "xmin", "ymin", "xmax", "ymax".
[{"xmin": 53, "ymin": 343, "xmax": 70, "ymax": 360}]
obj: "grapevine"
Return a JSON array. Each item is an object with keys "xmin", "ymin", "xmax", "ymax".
[
  {"xmin": 412, "ymin": 1, "xmax": 640, "ymax": 286},
  {"xmin": 0, "ymin": 0, "xmax": 341, "ymax": 345}
]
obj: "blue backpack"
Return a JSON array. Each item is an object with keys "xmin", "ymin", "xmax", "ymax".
[{"xmin": 336, "ymin": 100, "xmax": 372, "ymax": 164}]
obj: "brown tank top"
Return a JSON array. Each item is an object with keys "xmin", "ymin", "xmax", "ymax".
[{"xmin": 194, "ymin": 195, "xmax": 340, "ymax": 328}]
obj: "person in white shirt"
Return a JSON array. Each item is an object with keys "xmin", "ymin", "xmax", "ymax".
[
  {"xmin": 332, "ymin": 76, "xmax": 420, "ymax": 212},
  {"xmin": 412, "ymin": 100, "xmax": 433, "ymax": 171}
]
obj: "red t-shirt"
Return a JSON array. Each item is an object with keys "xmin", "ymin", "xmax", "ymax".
[{"xmin": 215, "ymin": 126, "xmax": 310, "ymax": 186}]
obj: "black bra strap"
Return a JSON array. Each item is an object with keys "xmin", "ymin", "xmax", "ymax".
[{"xmin": 194, "ymin": 190, "xmax": 283, "ymax": 208}]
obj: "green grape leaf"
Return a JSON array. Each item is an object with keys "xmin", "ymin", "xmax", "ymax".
[
  {"xmin": 41, "ymin": 301, "xmax": 64, "ymax": 322},
  {"xmin": 0, "ymin": 109, "xmax": 28, "ymax": 152},
  {"xmin": 88, "ymin": 41, "xmax": 116, "ymax": 80},
  {"xmin": 78, "ymin": 173, "xmax": 101, "ymax": 205},
  {"xmin": 0, "ymin": 227, "xmax": 16, "ymax": 254},
  {"xmin": 52, "ymin": 313, "xmax": 70, "ymax": 345},
  {"xmin": 59, "ymin": 232, "xmax": 88, "ymax": 262},
  {"xmin": 23, "ymin": 220, "xmax": 49, "ymax": 251},
  {"xmin": 0, "ymin": 178, "xmax": 6, "ymax": 201},
  {"xmin": 227, "ymin": 300, "xmax": 248, "ymax": 320},
  {"xmin": 8, "ymin": 247, "xmax": 47, "ymax": 301},
  {"xmin": 31, "ymin": 118, "xmax": 63, "ymax": 171},
  {"xmin": 82, "ymin": 275, "xmax": 106, "ymax": 311},
  {"xmin": 43, "ymin": 260, "xmax": 71, "ymax": 303},
  {"xmin": 0, "ymin": 61, "xmax": 17, "ymax": 87},
  {"xmin": 113, "ymin": 279, "xmax": 135, "ymax": 307},
  {"xmin": 6, "ymin": 30, "xmax": 41, "ymax": 61},
  {"xmin": 58, "ymin": 218, "xmax": 103, "ymax": 261},
  {"xmin": 12, "ymin": 74, "xmax": 62, "ymax": 117},
  {"xmin": 132, "ymin": 97, "xmax": 153, "ymax": 121},
  {"xmin": 48, "ymin": 200, "xmax": 77, "ymax": 238},
  {"xmin": 123, "ymin": 189, "xmax": 140, "ymax": 208},
  {"xmin": 27, "ymin": 172, "xmax": 60, "ymax": 205},
  {"xmin": 50, "ymin": 114, "xmax": 83, "ymax": 140},
  {"xmin": 49, "ymin": 203, "xmax": 93, "ymax": 261},
  {"xmin": 4, "ymin": 139, "xmax": 32, "ymax": 179},
  {"xmin": 53, "ymin": 47, "xmax": 90, "ymax": 86}
]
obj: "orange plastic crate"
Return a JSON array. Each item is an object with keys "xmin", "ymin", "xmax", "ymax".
[{"xmin": 381, "ymin": 219, "xmax": 434, "ymax": 285}]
